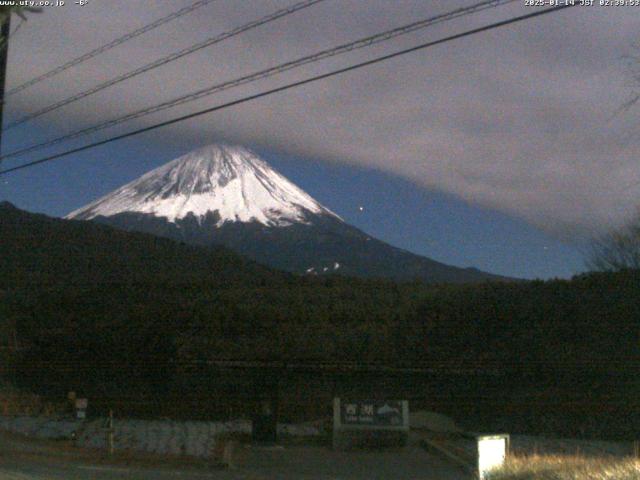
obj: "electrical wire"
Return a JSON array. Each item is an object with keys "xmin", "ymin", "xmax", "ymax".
[
  {"xmin": 0, "ymin": 0, "xmax": 519, "ymax": 162},
  {"xmin": 0, "ymin": 5, "xmax": 577, "ymax": 177},
  {"xmin": 9, "ymin": 17, "xmax": 24, "ymax": 39},
  {"xmin": 3, "ymin": 0, "xmax": 327, "ymax": 130},
  {"xmin": 4, "ymin": 0, "xmax": 218, "ymax": 98}
]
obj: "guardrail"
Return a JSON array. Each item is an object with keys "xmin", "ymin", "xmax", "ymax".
[{"xmin": 420, "ymin": 434, "xmax": 476, "ymax": 475}]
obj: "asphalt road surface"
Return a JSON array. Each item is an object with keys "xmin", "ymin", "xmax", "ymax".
[{"xmin": 0, "ymin": 431, "xmax": 469, "ymax": 479}]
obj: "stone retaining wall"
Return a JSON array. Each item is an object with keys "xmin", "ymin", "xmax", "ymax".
[{"xmin": 0, "ymin": 415, "xmax": 322, "ymax": 458}]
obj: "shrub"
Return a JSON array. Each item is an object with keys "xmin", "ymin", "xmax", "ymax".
[{"xmin": 487, "ymin": 454, "xmax": 640, "ymax": 480}]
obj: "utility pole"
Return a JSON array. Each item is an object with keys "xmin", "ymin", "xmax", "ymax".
[
  {"xmin": 0, "ymin": 12, "xmax": 10, "ymax": 157},
  {"xmin": 0, "ymin": 6, "xmax": 41, "ymax": 159}
]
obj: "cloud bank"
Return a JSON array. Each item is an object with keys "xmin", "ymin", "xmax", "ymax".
[{"xmin": 5, "ymin": 0, "xmax": 640, "ymax": 238}]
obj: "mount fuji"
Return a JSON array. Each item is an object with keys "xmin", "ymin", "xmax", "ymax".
[{"xmin": 67, "ymin": 144, "xmax": 506, "ymax": 283}]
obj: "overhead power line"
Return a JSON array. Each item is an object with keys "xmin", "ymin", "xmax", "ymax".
[
  {"xmin": 5, "ymin": 0, "xmax": 218, "ymax": 98},
  {"xmin": 4, "ymin": 0, "xmax": 326, "ymax": 130},
  {"xmin": 0, "ymin": 5, "xmax": 576, "ymax": 177},
  {"xmin": 0, "ymin": 0, "xmax": 519, "ymax": 162},
  {"xmin": 7, "ymin": 17, "xmax": 23, "ymax": 41}
]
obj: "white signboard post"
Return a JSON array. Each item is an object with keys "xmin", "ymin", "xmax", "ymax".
[{"xmin": 477, "ymin": 434, "xmax": 509, "ymax": 480}]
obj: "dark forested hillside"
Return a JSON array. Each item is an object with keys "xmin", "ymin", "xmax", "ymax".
[
  {"xmin": 1, "ymin": 202, "xmax": 638, "ymax": 438},
  {"xmin": 0, "ymin": 201, "xmax": 429, "ymax": 384},
  {"xmin": 0, "ymin": 201, "xmax": 284, "ymax": 289},
  {"xmin": 414, "ymin": 272, "xmax": 640, "ymax": 375}
]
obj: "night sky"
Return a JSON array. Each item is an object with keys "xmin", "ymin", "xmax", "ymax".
[{"xmin": 1, "ymin": 0, "xmax": 638, "ymax": 279}]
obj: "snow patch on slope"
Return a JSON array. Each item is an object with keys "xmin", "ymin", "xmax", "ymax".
[{"xmin": 66, "ymin": 144, "xmax": 340, "ymax": 227}]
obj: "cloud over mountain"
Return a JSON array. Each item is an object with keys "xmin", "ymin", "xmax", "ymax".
[{"xmin": 6, "ymin": 0, "xmax": 639, "ymax": 237}]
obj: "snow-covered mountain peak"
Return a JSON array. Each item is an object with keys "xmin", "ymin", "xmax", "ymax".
[{"xmin": 66, "ymin": 144, "xmax": 340, "ymax": 226}]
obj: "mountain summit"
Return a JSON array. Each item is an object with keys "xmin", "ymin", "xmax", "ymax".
[
  {"xmin": 67, "ymin": 144, "xmax": 338, "ymax": 227},
  {"xmin": 68, "ymin": 144, "xmax": 509, "ymax": 283}
]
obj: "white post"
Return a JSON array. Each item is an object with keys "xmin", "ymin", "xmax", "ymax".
[
  {"xmin": 332, "ymin": 398, "xmax": 341, "ymax": 449},
  {"xmin": 107, "ymin": 409, "xmax": 114, "ymax": 455},
  {"xmin": 477, "ymin": 434, "xmax": 509, "ymax": 480}
]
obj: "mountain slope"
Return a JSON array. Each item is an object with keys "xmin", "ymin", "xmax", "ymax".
[
  {"xmin": 0, "ymin": 200, "xmax": 281, "ymax": 289},
  {"xmin": 3, "ymin": 201, "xmax": 638, "ymax": 439},
  {"xmin": 67, "ymin": 144, "xmax": 509, "ymax": 283}
]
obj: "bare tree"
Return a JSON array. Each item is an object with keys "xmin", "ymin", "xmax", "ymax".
[
  {"xmin": 0, "ymin": 6, "xmax": 41, "ymax": 52},
  {"xmin": 0, "ymin": 7, "xmax": 42, "ymax": 24},
  {"xmin": 588, "ymin": 211, "xmax": 640, "ymax": 271}
]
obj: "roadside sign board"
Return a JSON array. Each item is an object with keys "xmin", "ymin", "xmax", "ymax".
[
  {"xmin": 333, "ymin": 398, "xmax": 409, "ymax": 449},
  {"xmin": 340, "ymin": 400, "xmax": 405, "ymax": 427}
]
